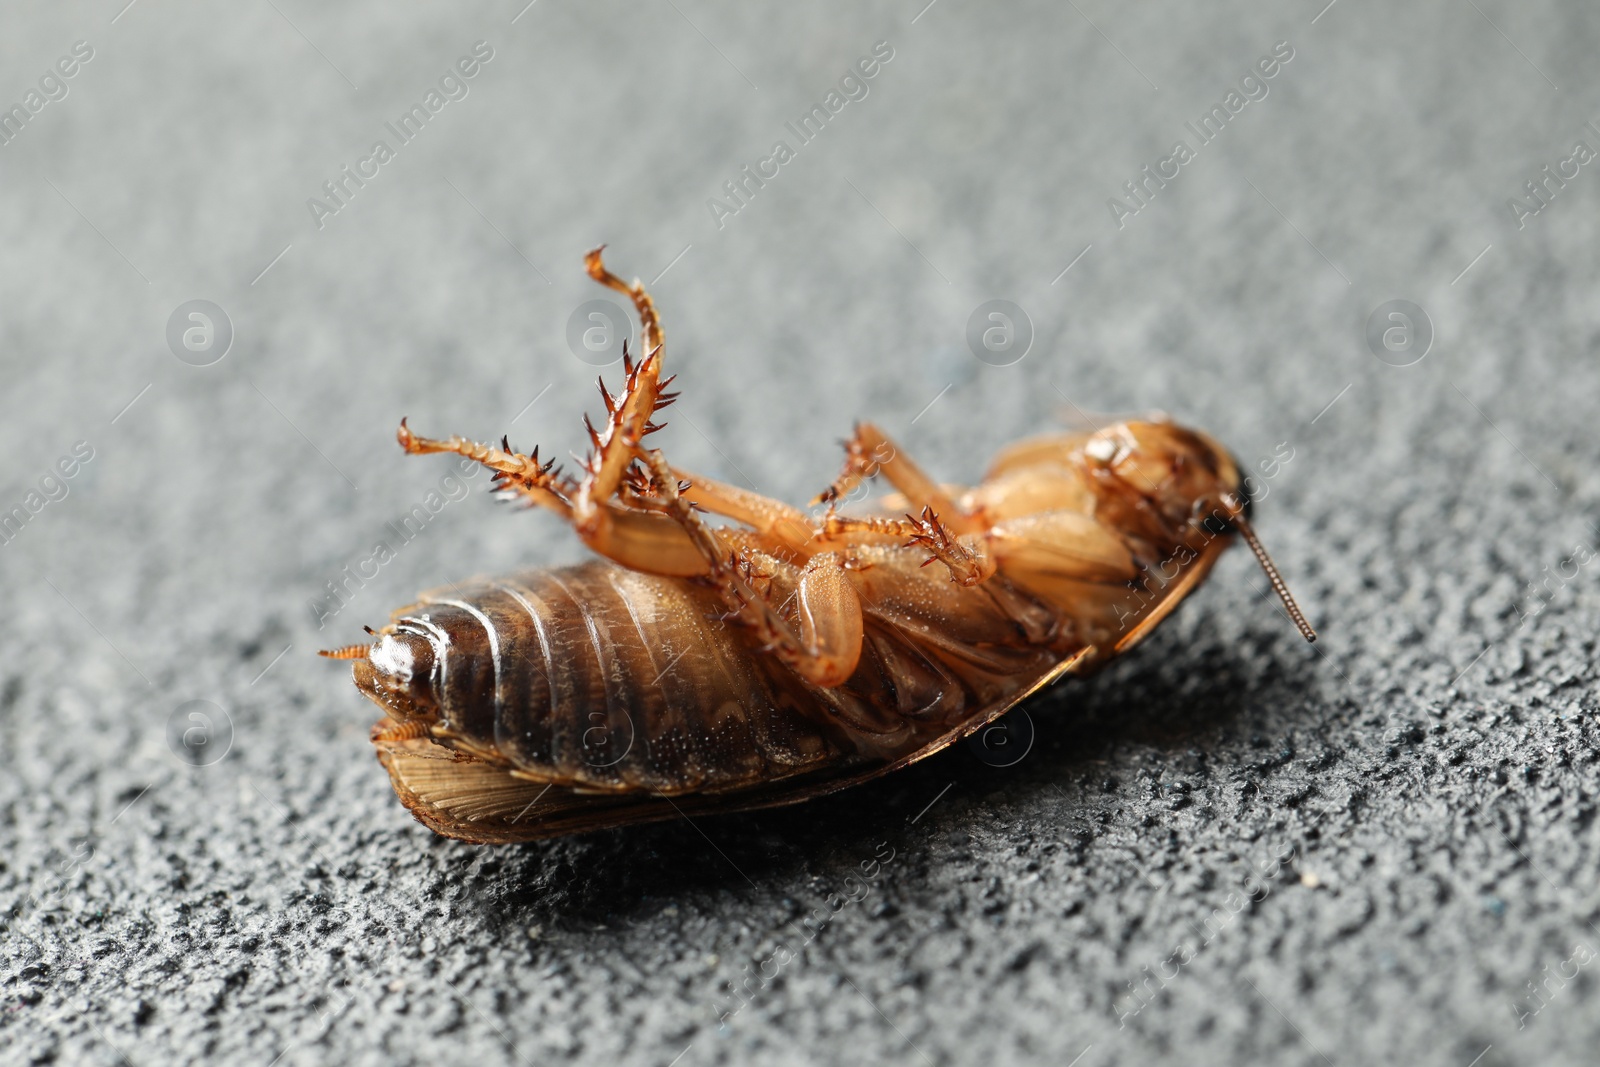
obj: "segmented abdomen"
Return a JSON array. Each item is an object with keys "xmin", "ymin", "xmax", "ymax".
[{"xmin": 367, "ymin": 563, "xmax": 849, "ymax": 793}]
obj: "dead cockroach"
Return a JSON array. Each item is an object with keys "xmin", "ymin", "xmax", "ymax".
[{"xmin": 321, "ymin": 247, "xmax": 1315, "ymax": 844}]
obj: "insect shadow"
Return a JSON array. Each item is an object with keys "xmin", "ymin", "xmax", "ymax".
[
  {"xmin": 449, "ymin": 620, "xmax": 1314, "ymax": 931},
  {"xmin": 1028, "ymin": 623, "xmax": 1316, "ymax": 758}
]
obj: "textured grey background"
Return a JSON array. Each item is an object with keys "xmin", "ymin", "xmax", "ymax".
[{"xmin": 3, "ymin": 1, "xmax": 1599, "ymax": 1064}]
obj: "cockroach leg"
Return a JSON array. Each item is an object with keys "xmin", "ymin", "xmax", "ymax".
[
  {"xmin": 398, "ymin": 417, "xmax": 712, "ymax": 577},
  {"xmin": 585, "ymin": 245, "xmax": 661, "ymax": 357},
  {"xmin": 569, "ymin": 338, "xmax": 671, "ymax": 533},
  {"xmin": 711, "ymin": 547, "xmax": 864, "ymax": 687},
  {"xmin": 814, "ymin": 422, "xmax": 981, "ymax": 536},
  {"xmin": 790, "ymin": 552, "xmax": 865, "ymax": 686},
  {"xmin": 819, "ymin": 513, "xmax": 924, "ymax": 543},
  {"xmin": 905, "ymin": 506, "xmax": 996, "ymax": 586},
  {"xmin": 636, "ymin": 449, "xmax": 727, "ymax": 562},
  {"xmin": 570, "ymin": 249, "xmax": 674, "ymax": 531},
  {"xmin": 397, "ymin": 420, "xmax": 574, "ymax": 517},
  {"xmin": 642, "ymin": 449, "xmax": 866, "ymax": 687},
  {"xmin": 673, "ymin": 468, "xmax": 818, "ymax": 557},
  {"xmin": 395, "ymin": 249, "xmax": 725, "ymax": 578},
  {"xmin": 811, "ymin": 511, "xmax": 993, "ymax": 586}
]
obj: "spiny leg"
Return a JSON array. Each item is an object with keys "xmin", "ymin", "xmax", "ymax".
[
  {"xmin": 814, "ymin": 421, "xmax": 982, "ymax": 536},
  {"xmin": 639, "ymin": 450, "xmax": 864, "ymax": 687},
  {"xmin": 397, "ymin": 420, "xmax": 573, "ymax": 517},
  {"xmin": 903, "ymin": 506, "xmax": 996, "ymax": 586},
  {"xmin": 575, "ymin": 251, "xmax": 823, "ymax": 568},
  {"xmin": 567, "ymin": 248, "xmax": 679, "ymax": 534},
  {"xmin": 394, "ymin": 251, "xmax": 711, "ymax": 577},
  {"xmin": 570, "ymin": 342, "xmax": 676, "ymax": 531},
  {"xmin": 815, "ymin": 510, "xmax": 995, "ymax": 587},
  {"xmin": 397, "ymin": 417, "xmax": 710, "ymax": 577},
  {"xmin": 586, "ymin": 245, "xmax": 661, "ymax": 358},
  {"xmin": 402, "ymin": 247, "xmax": 675, "ymax": 534}
]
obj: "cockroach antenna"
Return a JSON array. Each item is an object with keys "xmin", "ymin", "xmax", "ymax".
[{"xmin": 1234, "ymin": 516, "xmax": 1317, "ymax": 642}]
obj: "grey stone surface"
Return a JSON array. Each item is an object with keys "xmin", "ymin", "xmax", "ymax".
[{"xmin": 3, "ymin": 1, "xmax": 1600, "ymax": 1064}]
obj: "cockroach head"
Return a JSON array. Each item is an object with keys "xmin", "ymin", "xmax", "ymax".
[
  {"xmin": 351, "ymin": 626, "xmax": 442, "ymax": 726},
  {"xmin": 1083, "ymin": 420, "xmax": 1247, "ymax": 537},
  {"xmin": 1085, "ymin": 420, "xmax": 1315, "ymax": 642}
]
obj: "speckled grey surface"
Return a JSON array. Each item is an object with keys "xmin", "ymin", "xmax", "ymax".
[{"xmin": 4, "ymin": 1, "xmax": 1600, "ymax": 1064}]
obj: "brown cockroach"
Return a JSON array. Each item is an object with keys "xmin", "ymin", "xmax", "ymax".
[{"xmin": 321, "ymin": 248, "xmax": 1315, "ymax": 844}]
